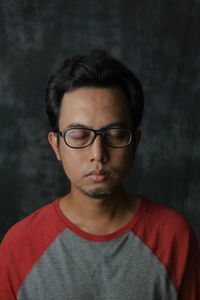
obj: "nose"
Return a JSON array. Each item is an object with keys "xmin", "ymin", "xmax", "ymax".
[{"xmin": 89, "ymin": 134, "xmax": 109, "ymax": 163}]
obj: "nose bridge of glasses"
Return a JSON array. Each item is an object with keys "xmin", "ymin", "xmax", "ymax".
[
  {"xmin": 94, "ymin": 129, "xmax": 104, "ymax": 137},
  {"xmin": 91, "ymin": 129, "xmax": 106, "ymax": 146}
]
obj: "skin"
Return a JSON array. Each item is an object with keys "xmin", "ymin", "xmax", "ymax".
[{"xmin": 48, "ymin": 86, "xmax": 142, "ymax": 235}]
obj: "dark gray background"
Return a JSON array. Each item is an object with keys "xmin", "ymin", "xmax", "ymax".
[{"xmin": 0, "ymin": 0, "xmax": 199, "ymax": 242}]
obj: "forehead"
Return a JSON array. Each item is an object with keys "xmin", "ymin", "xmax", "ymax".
[{"xmin": 59, "ymin": 86, "xmax": 132, "ymax": 130}]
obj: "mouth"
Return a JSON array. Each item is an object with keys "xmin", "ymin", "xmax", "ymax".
[{"xmin": 86, "ymin": 170, "xmax": 110, "ymax": 183}]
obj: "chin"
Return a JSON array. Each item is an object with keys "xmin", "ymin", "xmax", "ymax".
[{"xmin": 80, "ymin": 187, "xmax": 114, "ymax": 199}]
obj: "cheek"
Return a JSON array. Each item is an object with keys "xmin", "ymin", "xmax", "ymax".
[
  {"xmin": 111, "ymin": 147, "xmax": 134, "ymax": 173},
  {"xmin": 59, "ymin": 146, "xmax": 81, "ymax": 178}
]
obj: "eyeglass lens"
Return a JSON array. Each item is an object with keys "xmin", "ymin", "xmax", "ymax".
[{"xmin": 64, "ymin": 128, "xmax": 131, "ymax": 148}]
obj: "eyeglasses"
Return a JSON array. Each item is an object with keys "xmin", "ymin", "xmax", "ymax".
[{"xmin": 58, "ymin": 127, "xmax": 133, "ymax": 149}]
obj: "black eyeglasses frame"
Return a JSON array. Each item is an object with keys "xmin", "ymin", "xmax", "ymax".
[{"xmin": 58, "ymin": 127, "xmax": 134, "ymax": 149}]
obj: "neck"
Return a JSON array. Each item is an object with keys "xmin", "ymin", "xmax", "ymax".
[{"xmin": 59, "ymin": 185, "xmax": 140, "ymax": 234}]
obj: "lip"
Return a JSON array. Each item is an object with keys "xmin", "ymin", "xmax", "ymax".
[
  {"xmin": 86, "ymin": 170, "xmax": 109, "ymax": 182},
  {"xmin": 87, "ymin": 174, "xmax": 108, "ymax": 182},
  {"xmin": 87, "ymin": 170, "xmax": 108, "ymax": 176}
]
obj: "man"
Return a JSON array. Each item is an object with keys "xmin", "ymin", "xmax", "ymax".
[{"xmin": 0, "ymin": 50, "xmax": 199, "ymax": 299}]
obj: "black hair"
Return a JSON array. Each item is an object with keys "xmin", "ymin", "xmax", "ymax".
[{"xmin": 45, "ymin": 50, "xmax": 144, "ymax": 133}]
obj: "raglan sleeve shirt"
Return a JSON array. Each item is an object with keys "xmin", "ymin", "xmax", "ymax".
[
  {"xmin": 131, "ymin": 202, "xmax": 200, "ymax": 299},
  {"xmin": 0, "ymin": 195, "xmax": 199, "ymax": 300},
  {"xmin": 0, "ymin": 200, "xmax": 67, "ymax": 300}
]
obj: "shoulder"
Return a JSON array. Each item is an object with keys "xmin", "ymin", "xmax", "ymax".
[
  {"xmin": 0, "ymin": 198, "xmax": 66, "ymax": 296},
  {"xmin": 139, "ymin": 195, "xmax": 192, "ymax": 236},
  {"xmin": 2, "ymin": 201, "xmax": 52, "ymax": 241},
  {"xmin": 0, "ymin": 198, "xmax": 65, "ymax": 251},
  {"xmin": 135, "ymin": 194, "xmax": 199, "ymax": 259},
  {"xmin": 135, "ymin": 195, "xmax": 200, "ymax": 290}
]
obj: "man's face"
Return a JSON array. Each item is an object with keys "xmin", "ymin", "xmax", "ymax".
[{"xmin": 48, "ymin": 86, "xmax": 140, "ymax": 198}]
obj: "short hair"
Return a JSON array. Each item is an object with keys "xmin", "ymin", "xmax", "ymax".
[{"xmin": 45, "ymin": 50, "xmax": 144, "ymax": 132}]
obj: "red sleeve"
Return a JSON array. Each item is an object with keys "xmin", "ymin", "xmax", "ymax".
[
  {"xmin": 132, "ymin": 197, "xmax": 200, "ymax": 299},
  {"xmin": 0, "ymin": 230, "xmax": 17, "ymax": 300},
  {"xmin": 177, "ymin": 226, "xmax": 200, "ymax": 300},
  {"xmin": 0, "ymin": 200, "xmax": 65, "ymax": 300}
]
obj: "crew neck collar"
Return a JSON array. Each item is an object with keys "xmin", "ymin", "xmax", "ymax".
[{"xmin": 54, "ymin": 194, "xmax": 149, "ymax": 242}]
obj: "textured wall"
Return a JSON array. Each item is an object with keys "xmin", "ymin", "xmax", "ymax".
[{"xmin": 0, "ymin": 0, "xmax": 200, "ymax": 241}]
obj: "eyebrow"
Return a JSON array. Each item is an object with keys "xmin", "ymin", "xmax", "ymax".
[{"xmin": 65, "ymin": 122, "xmax": 129, "ymax": 130}]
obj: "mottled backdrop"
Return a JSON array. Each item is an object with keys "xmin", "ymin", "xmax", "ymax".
[{"xmin": 0, "ymin": 0, "xmax": 200, "ymax": 241}]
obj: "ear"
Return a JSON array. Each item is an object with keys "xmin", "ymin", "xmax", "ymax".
[{"xmin": 48, "ymin": 132, "xmax": 61, "ymax": 161}]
